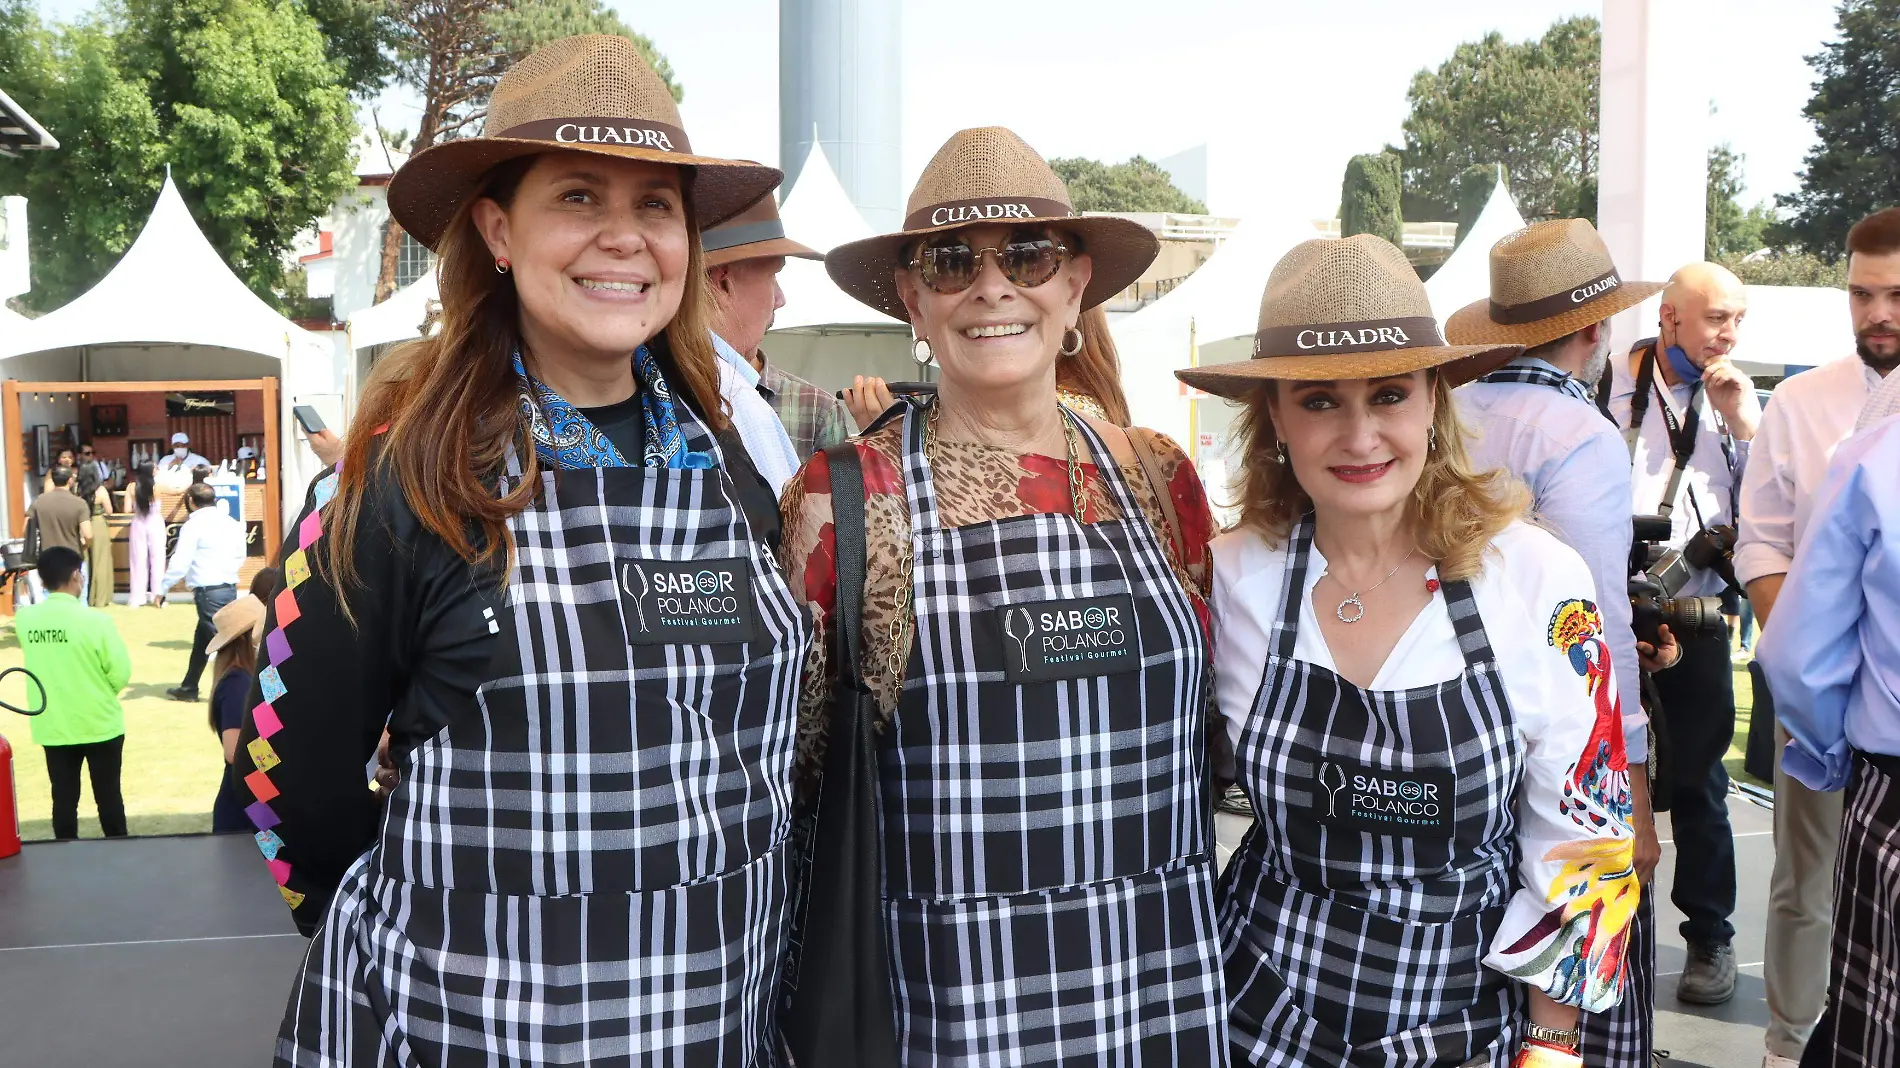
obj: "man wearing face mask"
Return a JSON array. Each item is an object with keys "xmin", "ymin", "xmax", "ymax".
[
  {"xmin": 1735, "ymin": 206, "xmax": 1900, "ymax": 1068},
  {"xmin": 161, "ymin": 432, "xmax": 210, "ymax": 475},
  {"xmin": 1448, "ymin": 219, "xmax": 1668, "ymax": 1068},
  {"xmin": 1609, "ymin": 260, "xmax": 1759, "ymax": 1007}
]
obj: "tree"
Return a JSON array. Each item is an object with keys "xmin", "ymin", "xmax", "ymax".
[
  {"xmin": 1706, "ymin": 144, "xmax": 1773, "ymax": 259},
  {"xmin": 1398, "ymin": 16, "xmax": 1600, "ymax": 221},
  {"xmin": 1772, "ymin": 0, "xmax": 1900, "ymax": 258},
  {"xmin": 1, "ymin": 0, "xmax": 353, "ymax": 312},
  {"xmin": 370, "ymin": 0, "xmax": 684, "ymax": 299},
  {"xmin": 1047, "ymin": 155, "xmax": 1208, "ymax": 214},
  {"xmin": 1453, "ymin": 163, "xmax": 1508, "ymax": 247},
  {"xmin": 306, "ymin": 0, "xmax": 401, "ymax": 98},
  {"xmin": 1340, "ymin": 152, "xmax": 1402, "ymax": 245},
  {"xmin": 1717, "ymin": 252, "xmax": 1846, "ymax": 288}
]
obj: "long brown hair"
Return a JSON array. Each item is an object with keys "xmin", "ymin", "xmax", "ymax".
[
  {"xmin": 1057, "ymin": 305, "xmax": 1131, "ymax": 425},
  {"xmin": 1231, "ymin": 373, "xmax": 1527, "ymax": 580},
  {"xmin": 207, "ymin": 635, "xmax": 257, "ymax": 736},
  {"xmin": 323, "ymin": 154, "xmax": 729, "ymax": 605}
]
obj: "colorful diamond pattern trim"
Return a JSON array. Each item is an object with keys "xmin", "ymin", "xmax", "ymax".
[
  {"xmin": 264, "ymin": 628, "xmax": 292, "ymax": 665},
  {"xmin": 255, "ymin": 829, "xmax": 285, "ymax": 860},
  {"xmin": 245, "ymin": 769, "xmax": 280, "ymax": 803},
  {"xmin": 247, "ymin": 736, "xmax": 281, "ymax": 772},
  {"xmin": 258, "ymin": 665, "xmax": 286, "ymax": 703},
  {"xmin": 278, "ymin": 886, "xmax": 305, "ymax": 909},
  {"xmin": 273, "ymin": 587, "xmax": 301, "ymax": 628},
  {"xmin": 252, "ymin": 702, "xmax": 282, "ymax": 739},
  {"xmin": 284, "ymin": 550, "xmax": 310, "ymax": 590}
]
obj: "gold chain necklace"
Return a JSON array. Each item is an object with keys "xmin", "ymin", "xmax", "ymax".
[{"xmin": 887, "ymin": 403, "xmax": 1086, "ymax": 685}]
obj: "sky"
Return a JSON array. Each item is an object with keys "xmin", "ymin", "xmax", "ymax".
[{"xmin": 34, "ymin": 0, "xmax": 1843, "ymax": 221}]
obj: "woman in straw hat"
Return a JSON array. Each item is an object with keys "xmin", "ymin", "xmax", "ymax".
[
  {"xmin": 1182, "ymin": 235, "xmax": 1638, "ymax": 1068},
  {"xmin": 233, "ymin": 35, "xmax": 810, "ymax": 1065},
  {"xmin": 784, "ymin": 127, "xmax": 1226, "ymax": 1063}
]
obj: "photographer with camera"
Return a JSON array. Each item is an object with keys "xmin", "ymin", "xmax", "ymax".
[
  {"xmin": 1448, "ymin": 218, "xmax": 1665, "ymax": 1067},
  {"xmin": 1737, "ymin": 206, "xmax": 1900, "ymax": 1068},
  {"xmin": 1608, "ymin": 260, "xmax": 1757, "ymax": 1007}
]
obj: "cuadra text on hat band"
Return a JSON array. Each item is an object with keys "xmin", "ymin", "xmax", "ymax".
[
  {"xmin": 496, "ymin": 117, "xmax": 693, "ymax": 154},
  {"xmin": 1252, "ymin": 316, "xmax": 1445, "ymax": 358},
  {"xmin": 1488, "ymin": 267, "xmax": 1622, "ymax": 325},
  {"xmin": 903, "ymin": 195, "xmax": 1072, "ymax": 232}
]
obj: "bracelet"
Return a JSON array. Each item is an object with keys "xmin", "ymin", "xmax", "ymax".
[
  {"xmin": 1511, "ymin": 1038, "xmax": 1585, "ymax": 1068},
  {"xmin": 1524, "ymin": 1024, "xmax": 1581, "ymax": 1049}
]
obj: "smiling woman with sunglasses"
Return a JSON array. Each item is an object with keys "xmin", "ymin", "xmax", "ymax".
[{"xmin": 781, "ymin": 127, "xmax": 1226, "ymax": 1064}]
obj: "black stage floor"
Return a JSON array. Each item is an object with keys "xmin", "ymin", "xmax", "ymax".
[{"xmin": 0, "ymin": 833, "xmax": 305, "ymax": 1066}]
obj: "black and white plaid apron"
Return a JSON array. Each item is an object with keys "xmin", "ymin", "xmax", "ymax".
[
  {"xmin": 1821, "ymin": 753, "xmax": 1900, "ymax": 1068},
  {"xmin": 880, "ymin": 402, "xmax": 1226, "ymax": 1065},
  {"xmin": 278, "ymin": 404, "xmax": 811, "ymax": 1067},
  {"xmin": 1219, "ymin": 517, "xmax": 1524, "ymax": 1068}
]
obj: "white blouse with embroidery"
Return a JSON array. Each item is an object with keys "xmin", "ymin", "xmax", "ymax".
[{"xmin": 1210, "ymin": 519, "xmax": 1637, "ymax": 1012}]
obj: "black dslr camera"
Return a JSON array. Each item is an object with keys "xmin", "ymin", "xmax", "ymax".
[{"xmin": 1627, "ymin": 515, "xmax": 1736, "ymax": 647}]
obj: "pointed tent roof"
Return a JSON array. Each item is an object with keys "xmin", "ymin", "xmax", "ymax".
[
  {"xmin": 771, "ymin": 140, "xmax": 903, "ymax": 333},
  {"xmin": 1423, "ymin": 174, "xmax": 1527, "ymax": 324},
  {"xmin": 349, "ymin": 268, "xmax": 439, "ymax": 350},
  {"xmin": 0, "ymin": 174, "xmax": 328, "ymax": 364}
]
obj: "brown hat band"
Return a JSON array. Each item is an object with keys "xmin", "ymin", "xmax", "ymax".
[
  {"xmin": 496, "ymin": 117, "xmax": 693, "ymax": 154},
  {"xmin": 903, "ymin": 196, "xmax": 1073, "ymax": 231},
  {"xmin": 703, "ymin": 218, "xmax": 789, "ymax": 252},
  {"xmin": 1489, "ymin": 268, "xmax": 1623, "ymax": 325},
  {"xmin": 1253, "ymin": 316, "xmax": 1444, "ymax": 358}
]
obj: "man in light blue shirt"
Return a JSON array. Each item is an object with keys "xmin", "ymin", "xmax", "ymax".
[
  {"xmin": 1446, "ymin": 217, "xmax": 1665, "ymax": 1066},
  {"xmin": 710, "ymin": 331, "xmax": 801, "ymax": 495},
  {"xmin": 1757, "ymin": 369, "xmax": 1900, "ymax": 1068}
]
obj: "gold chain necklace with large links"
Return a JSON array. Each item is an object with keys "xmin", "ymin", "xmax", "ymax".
[{"xmin": 887, "ymin": 402, "xmax": 1086, "ymax": 687}]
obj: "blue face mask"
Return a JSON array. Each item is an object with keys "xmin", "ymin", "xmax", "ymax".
[{"xmin": 1664, "ymin": 343, "xmax": 1702, "ymax": 385}]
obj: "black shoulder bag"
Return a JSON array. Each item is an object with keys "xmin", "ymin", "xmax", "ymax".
[{"xmin": 780, "ymin": 442, "xmax": 898, "ymax": 1067}]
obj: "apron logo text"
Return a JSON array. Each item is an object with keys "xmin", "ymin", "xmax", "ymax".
[
  {"xmin": 993, "ymin": 593, "xmax": 1139, "ymax": 683},
  {"xmin": 1313, "ymin": 759, "xmax": 1456, "ymax": 838},
  {"xmin": 621, "ymin": 557, "xmax": 757, "ymax": 646}
]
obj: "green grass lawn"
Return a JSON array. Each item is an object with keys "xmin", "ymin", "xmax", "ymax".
[{"xmin": 1, "ymin": 603, "xmax": 226, "ymax": 840}]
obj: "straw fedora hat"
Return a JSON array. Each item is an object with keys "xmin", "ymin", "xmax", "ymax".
[
  {"xmin": 825, "ymin": 127, "xmax": 1159, "ymax": 321},
  {"xmin": 388, "ymin": 35, "xmax": 782, "ymax": 251},
  {"xmin": 1174, "ymin": 235, "xmax": 1523, "ymax": 399},
  {"xmin": 1444, "ymin": 218, "xmax": 1664, "ymax": 348},
  {"xmin": 702, "ymin": 193, "xmax": 820, "ymax": 268},
  {"xmin": 207, "ymin": 593, "xmax": 266, "ymax": 655}
]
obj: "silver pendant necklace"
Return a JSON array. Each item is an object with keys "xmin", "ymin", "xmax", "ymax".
[{"xmin": 1325, "ymin": 549, "xmax": 1416, "ymax": 624}]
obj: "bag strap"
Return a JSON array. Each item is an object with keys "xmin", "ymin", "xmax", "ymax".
[
  {"xmin": 825, "ymin": 442, "xmax": 868, "ymax": 689},
  {"xmin": 1127, "ymin": 426, "xmax": 1187, "ymax": 573}
]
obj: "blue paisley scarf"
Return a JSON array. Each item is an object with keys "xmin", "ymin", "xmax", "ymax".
[{"xmin": 514, "ymin": 348, "xmax": 714, "ymax": 470}]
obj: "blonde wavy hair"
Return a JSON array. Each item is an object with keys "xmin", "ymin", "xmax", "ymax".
[{"xmin": 1231, "ymin": 372, "xmax": 1527, "ymax": 580}]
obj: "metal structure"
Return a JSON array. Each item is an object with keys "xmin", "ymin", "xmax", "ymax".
[
  {"xmin": 0, "ymin": 88, "xmax": 58, "ymax": 158},
  {"xmin": 778, "ymin": 0, "xmax": 902, "ymax": 230}
]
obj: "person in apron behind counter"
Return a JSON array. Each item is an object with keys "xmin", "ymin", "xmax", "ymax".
[
  {"xmin": 1177, "ymin": 235, "xmax": 1640, "ymax": 1068},
  {"xmin": 782, "ymin": 126, "xmax": 1227, "ymax": 1065},
  {"xmin": 232, "ymin": 35, "xmax": 807, "ymax": 1066}
]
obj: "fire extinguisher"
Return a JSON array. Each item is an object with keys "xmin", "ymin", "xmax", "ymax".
[{"xmin": 1, "ymin": 666, "xmax": 49, "ymax": 860}]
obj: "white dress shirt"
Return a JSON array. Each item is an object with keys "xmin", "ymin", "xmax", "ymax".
[
  {"xmin": 1211, "ymin": 520, "xmax": 1634, "ymax": 992},
  {"xmin": 711, "ymin": 333, "xmax": 800, "ymax": 496},
  {"xmin": 1608, "ymin": 366, "xmax": 1752, "ymax": 598},
  {"xmin": 1461, "ymin": 359, "xmax": 1646, "ymax": 760},
  {"xmin": 160, "ymin": 450, "xmax": 212, "ymax": 475},
  {"xmin": 1735, "ymin": 354, "xmax": 1888, "ymax": 587},
  {"xmin": 159, "ymin": 505, "xmax": 247, "ymax": 591}
]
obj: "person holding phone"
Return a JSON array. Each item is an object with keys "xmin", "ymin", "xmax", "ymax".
[
  {"xmin": 293, "ymin": 405, "xmax": 344, "ymax": 468},
  {"xmin": 785, "ymin": 127, "xmax": 1223, "ymax": 1063},
  {"xmin": 236, "ymin": 36, "xmax": 807, "ymax": 1064}
]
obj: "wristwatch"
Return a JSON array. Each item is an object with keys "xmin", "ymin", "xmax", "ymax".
[{"xmin": 1524, "ymin": 1023, "xmax": 1581, "ymax": 1049}]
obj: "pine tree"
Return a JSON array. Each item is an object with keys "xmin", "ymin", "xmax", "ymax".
[
  {"xmin": 1340, "ymin": 153, "xmax": 1403, "ymax": 246},
  {"xmin": 1772, "ymin": 0, "xmax": 1900, "ymax": 258}
]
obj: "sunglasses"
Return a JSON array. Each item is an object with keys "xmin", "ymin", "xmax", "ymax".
[{"xmin": 907, "ymin": 232, "xmax": 1069, "ymax": 294}]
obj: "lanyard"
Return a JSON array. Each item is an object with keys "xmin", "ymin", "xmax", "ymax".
[{"xmin": 1626, "ymin": 344, "xmax": 1734, "ymax": 518}]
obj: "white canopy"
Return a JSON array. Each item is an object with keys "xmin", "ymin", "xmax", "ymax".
[
  {"xmin": 1424, "ymin": 175, "xmax": 1526, "ymax": 323},
  {"xmin": 1110, "ymin": 211, "xmax": 1321, "ymax": 445},
  {"xmin": 349, "ymin": 268, "xmax": 439, "ymax": 350},
  {"xmin": 766, "ymin": 139, "xmax": 909, "ymax": 391},
  {"xmin": 1729, "ymin": 285, "xmax": 1855, "ymax": 377},
  {"xmin": 0, "ymin": 174, "xmax": 332, "ymax": 376}
]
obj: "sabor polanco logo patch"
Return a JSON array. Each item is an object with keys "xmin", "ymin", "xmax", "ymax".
[
  {"xmin": 620, "ymin": 557, "xmax": 755, "ymax": 646},
  {"xmin": 993, "ymin": 593, "xmax": 1139, "ymax": 683}
]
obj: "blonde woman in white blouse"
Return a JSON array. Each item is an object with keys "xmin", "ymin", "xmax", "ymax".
[{"xmin": 1178, "ymin": 235, "xmax": 1637, "ymax": 1068}]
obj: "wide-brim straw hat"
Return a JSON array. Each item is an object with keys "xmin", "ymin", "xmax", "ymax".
[
  {"xmin": 388, "ymin": 35, "xmax": 783, "ymax": 251},
  {"xmin": 1175, "ymin": 234, "xmax": 1523, "ymax": 399},
  {"xmin": 207, "ymin": 594, "xmax": 266, "ymax": 655},
  {"xmin": 825, "ymin": 127, "xmax": 1160, "ymax": 320},
  {"xmin": 1445, "ymin": 218, "xmax": 1665, "ymax": 348},
  {"xmin": 702, "ymin": 192, "xmax": 820, "ymax": 268}
]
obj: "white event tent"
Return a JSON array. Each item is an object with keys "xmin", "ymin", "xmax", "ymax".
[
  {"xmin": 1728, "ymin": 285, "xmax": 1855, "ymax": 378},
  {"xmin": 766, "ymin": 140, "xmax": 910, "ymax": 391},
  {"xmin": 348, "ymin": 268, "xmax": 439, "ymax": 351},
  {"xmin": 0, "ymin": 175, "xmax": 340, "ymax": 536},
  {"xmin": 1424, "ymin": 175, "xmax": 1526, "ymax": 325}
]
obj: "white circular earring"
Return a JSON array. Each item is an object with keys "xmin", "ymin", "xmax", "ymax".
[
  {"xmin": 912, "ymin": 336, "xmax": 933, "ymax": 365},
  {"xmin": 1059, "ymin": 326, "xmax": 1083, "ymax": 357}
]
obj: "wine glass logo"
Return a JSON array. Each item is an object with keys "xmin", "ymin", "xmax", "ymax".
[
  {"xmin": 621, "ymin": 562, "xmax": 651, "ymax": 632},
  {"xmin": 1318, "ymin": 761, "xmax": 1348, "ymax": 818},
  {"xmin": 1003, "ymin": 607, "xmax": 1034, "ymax": 672}
]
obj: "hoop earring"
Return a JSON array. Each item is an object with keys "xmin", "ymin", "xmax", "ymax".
[
  {"xmin": 912, "ymin": 336, "xmax": 933, "ymax": 365},
  {"xmin": 1059, "ymin": 326, "xmax": 1083, "ymax": 357},
  {"xmin": 494, "ymin": 257, "xmax": 511, "ymax": 275},
  {"xmin": 1428, "ymin": 426, "xmax": 1437, "ymax": 453},
  {"xmin": 1274, "ymin": 441, "xmax": 1288, "ymax": 464}
]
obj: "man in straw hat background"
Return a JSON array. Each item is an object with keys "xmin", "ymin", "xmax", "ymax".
[
  {"xmin": 1737, "ymin": 205, "xmax": 1900, "ymax": 1068},
  {"xmin": 1181, "ymin": 233, "xmax": 1636, "ymax": 1068},
  {"xmin": 1757, "ymin": 365, "xmax": 1900, "ymax": 1068},
  {"xmin": 1447, "ymin": 217, "xmax": 1666, "ymax": 1068},
  {"xmin": 1607, "ymin": 259, "xmax": 1759, "ymax": 1008},
  {"xmin": 703, "ymin": 194, "xmax": 854, "ymax": 460}
]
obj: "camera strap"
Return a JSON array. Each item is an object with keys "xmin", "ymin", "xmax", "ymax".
[{"xmin": 1628, "ymin": 343, "xmax": 1718, "ymax": 520}]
